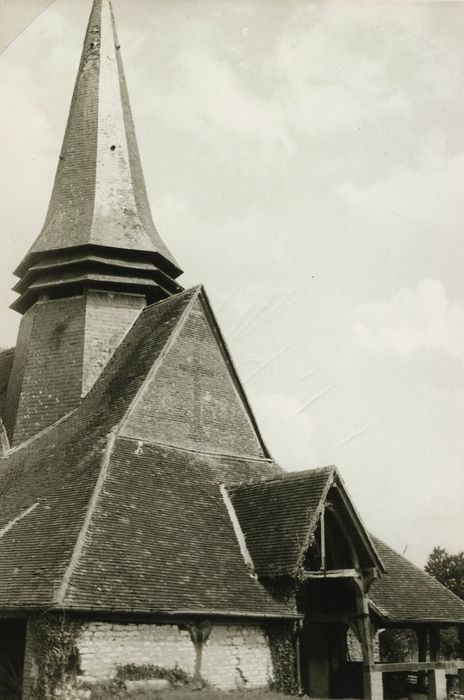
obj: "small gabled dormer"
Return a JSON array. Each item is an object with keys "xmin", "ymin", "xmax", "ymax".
[{"xmin": 302, "ymin": 476, "xmax": 384, "ymax": 589}]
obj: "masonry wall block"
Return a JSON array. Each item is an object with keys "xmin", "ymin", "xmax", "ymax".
[
  {"xmin": 201, "ymin": 624, "xmax": 273, "ymax": 689},
  {"xmin": 76, "ymin": 622, "xmax": 195, "ymax": 681}
]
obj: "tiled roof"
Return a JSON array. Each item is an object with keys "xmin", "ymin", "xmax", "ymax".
[
  {"xmin": 369, "ymin": 537, "xmax": 464, "ymax": 624},
  {"xmin": 0, "ymin": 290, "xmax": 196, "ymax": 609},
  {"xmin": 0, "ymin": 348, "xmax": 14, "ymax": 418},
  {"xmin": 64, "ymin": 439, "xmax": 287, "ymax": 616},
  {"xmin": 0, "ymin": 288, "xmax": 291, "ymax": 618},
  {"xmin": 229, "ymin": 468, "xmax": 334, "ymax": 577}
]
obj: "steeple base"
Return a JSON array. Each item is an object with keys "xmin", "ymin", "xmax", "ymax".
[{"xmin": 4, "ymin": 289, "xmax": 145, "ymax": 446}]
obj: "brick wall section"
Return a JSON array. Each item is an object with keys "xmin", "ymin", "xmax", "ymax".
[
  {"xmin": 7, "ymin": 291, "xmax": 144, "ymax": 446},
  {"xmin": 82, "ymin": 291, "xmax": 145, "ymax": 395},
  {"xmin": 122, "ymin": 298, "xmax": 265, "ymax": 457},
  {"xmin": 202, "ymin": 625, "xmax": 273, "ymax": 689}
]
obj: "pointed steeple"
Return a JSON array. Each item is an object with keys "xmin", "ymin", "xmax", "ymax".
[{"xmin": 12, "ymin": 0, "xmax": 182, "ymax": 314}]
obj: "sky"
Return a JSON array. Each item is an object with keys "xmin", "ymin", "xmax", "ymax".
[{"xmin": 1, "ymin": 0, "xmax": 464, "ymax": 567}]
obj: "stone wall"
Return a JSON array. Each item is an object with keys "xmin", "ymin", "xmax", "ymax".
[
  {"xmin": 77, "ymin": 622, "xmax": 195, "ymax": 680},
  {"xmin": 202, "ymin": 625, "xmax": 273, "ymax": 689},
  {"xmin": 74, "ymin": 621, "xmax": 272, "ymax": 692},
  {"xmin": 347, "ymin": 625, "xmax": 380, "ymax": 662},
  {"xmin": 21, "ymin": 617, "xmax": 275, "ymax": 697}
]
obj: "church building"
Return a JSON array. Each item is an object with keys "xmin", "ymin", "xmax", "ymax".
[{"xmin": 1, "ymin": 1, "xmax": 464, "ymax": 699}]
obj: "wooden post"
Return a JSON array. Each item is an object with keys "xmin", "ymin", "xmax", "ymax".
[
  {"xmin": 417, "ymin": 627, "xmax": 428, "ymax": 662},
  {"xmin": 320, "ymin": 505, "xmax": 326, "ymax": 570},
  {"xmin": 429, "ymin": 627, "xmax": 440, "ymax": 662},
  {"xmin": 355, "ymin": 579, "xmax": 381, "ymax": 699},
  {"xmin": 458, "ymin": 626, "xmax": 464, "ymax": 693},
  {"xmin": 295, "ymin": 620, "xmax": 303, "ymax": 695},
  {"xmin": 417, "ymin": 626, "xmax": 428, "ymax": 689}
]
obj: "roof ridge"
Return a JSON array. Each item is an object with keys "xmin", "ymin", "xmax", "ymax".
[
  {"xmin": 116, "ymin": 287, "xmax": 201, "ymax": 436},
  {"xmin": 55, "ymin": 431, "xmax": 116, "ymax": 606},
  {"xmin": 115, "ymin": 434, "xmax": 278, "ymax": 464},
  {"xmin": 227, "ymin": 464, "xmax": 335, "ymax": 489},
  {"xmin": 141, "ymin": 285, "xmax": 202, "ymax": 314},
  {"xmin": 198, "ymin": 287, "xmax": 271, "ymax": 459}
]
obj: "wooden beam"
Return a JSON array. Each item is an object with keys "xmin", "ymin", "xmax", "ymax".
[
  {"xmin": 303, "ymin": 568, "xmax": 359, "ymax": 580},
  {"xmin": 306, "ymin": 613, "xmax": 361, "ymax": 624},
  {"xmin": 374, "ymin": 661, "xmax": 464, "ymax": 673}
]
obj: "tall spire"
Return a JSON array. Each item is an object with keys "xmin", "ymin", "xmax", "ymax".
[{"xmin": 12, "ymin": 0, "xmax": 182, "ymax": 314}]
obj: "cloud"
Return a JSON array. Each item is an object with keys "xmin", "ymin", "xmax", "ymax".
[
  {"xmin": 248, "ymin": 390, "xmax": 319, "ymax": 470},
  {"xmin": 275, "ymin": 9, "xmax": 411, "ymax": 138},
  {"xmin": 337, "ymin": 137, "xmax": 464, "ymax": 234},
  {"xmin": 351, "ymin": 279, "xmax": 464, "ymax": 361},
  {"xmin": 154, "ymin": 49, "xmax": 291, "ymax": 148}
]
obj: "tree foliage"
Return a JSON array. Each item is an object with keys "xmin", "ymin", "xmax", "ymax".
[{"xmin": 425, "ymin": 546, "xmax": 464, "ymax": 601}]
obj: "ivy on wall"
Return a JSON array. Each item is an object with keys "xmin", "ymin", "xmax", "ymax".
[
  {"xmin": 28, "ymin": 612, "xmax": 82, "ymax": 700},
  {"xmin": 266, "ymin": 621, "xmax": 299, "ymax": 694}
]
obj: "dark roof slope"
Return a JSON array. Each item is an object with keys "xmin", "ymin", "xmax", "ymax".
[
  {"xmin": 229, "ymin": 467, "xmax": 334, "ymax": 577},
  {"xmin": 64, "ymin": 439, "xmax": 288, "ymax": 616},
  {"xmin": 0, "ymin": 288, "xmax": 289, "ymax": 617},
  {"xmin": 369, "ymin": 537, "xmax": 464, "ymax": 624},
  {"xmin": 0, "ymin": 348, "xmax": 14, "ymax": 418},
  {"xmin": 0, "ymin": 289, "xmax": 198, "ymax": 609}
]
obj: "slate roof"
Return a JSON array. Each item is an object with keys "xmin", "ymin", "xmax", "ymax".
[
  {"xmin": 21, "ymin": 0, "xmax": 178, "ymax": 271},
  {"xmin": 0, "ymin": 288, "xmax": 292, "ymax": 618},
  {"xmin": 229, "ymin": 468, "xmax": 335, "ymax": 577},
  {"xmin": 369, "ymin": 537, "xmax": 464, "ymax": 625}
]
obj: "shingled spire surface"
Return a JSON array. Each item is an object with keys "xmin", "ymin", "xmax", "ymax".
[{"xmin": 12, "ymin": 0, "xmax": 182, "ymax": 313}]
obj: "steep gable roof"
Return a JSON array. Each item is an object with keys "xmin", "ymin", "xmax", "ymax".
[
  {"xmin": 229, "ymin": 467, "xmax": 384, "ymax": 578},
  {"xmin": 0, "ymin": 289, "xmax": 196, "ymax": 609},
  {"xmin": 120, "ymin": 288, "xmax": 269, "ymax": 458},
  {"xmin": 0, "ymin": 288, "xmax": 291, "ymax": 618},
  {"xmin": 229, "ymin": 467, "xmax": 334, "ymax": 577},
  {"xmin": 369, "ymin": 537, "xmax": 464, "ymax": 625}
]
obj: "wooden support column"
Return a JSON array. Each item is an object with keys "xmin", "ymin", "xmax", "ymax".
[
  {"xmin": 417, "ymin": 627, "xmax": 428, "ymax": 662},
  {"xmin": 355, "ymin": 579, "xmax": 382, "ymax": 700},
  {"xmin": 458, "ymin": 626, "xmax": 464, "ymax": 693},
  {"xmin": 417, "ymin": 626, "xmax": 428, "ymax": 688},
  {"xmin": 429, "ymin": 627, "xmax": 440, "ymax": 662},
  {"xmin": 427, "ymin": 627, "xmax": 444, "ymax": 700}
]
